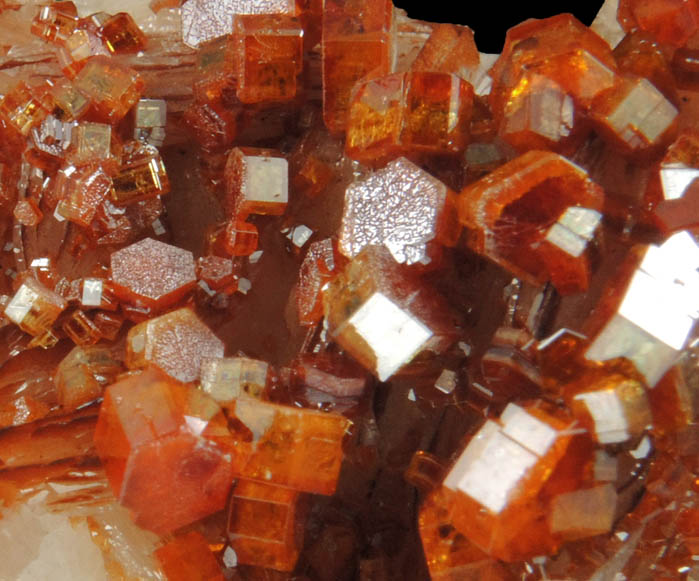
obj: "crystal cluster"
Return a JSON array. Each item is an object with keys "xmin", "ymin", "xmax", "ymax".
[{"xmin": 0, "ymin": 0, "xmax": 697, "ymax": 580}]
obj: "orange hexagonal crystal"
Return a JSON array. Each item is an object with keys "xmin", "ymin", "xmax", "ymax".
[
  {"xmin": 226, "ymin": 479, "xmax": 306, "ymax": 571},
  {"xmin": 458, "ymin": 150, "xmax": 604, "ymax": 294},
  {"xmin": 432, "ymin": 404, "xmax": 584, "ymax": 562},
  {"xmin": 490, "ymin": 14, "xmax": 618, "ymax": 118},
  {"xmin": 110, "ymin": 237, "xmax": 196, "ymax": 311},
  {"xmin": 73, "ymin": 56, "xmax": 144, "ymax": 123},
  {"xmin": 345, "ymin": 71, "xmax": 473, "ymax": 165},
  {"xmin": 226, "ymin": 397, "xmax": 351, "ymax": 495},
  {"xmin": 224, "ymin": 147, "xmax": 288, "ymax": 219},
  {"xmin": 618, "ymin": 0, "xmax": 699, "ymax": 47},
  {"xmin": 94, "ymin": 368, "xmax": 236, "ymax": 534},
  {"xmin": 126, "ymin": 307, "xmax": 225, "ymax": 383},
  {"xmin": 321, "ymin": 0, "xmax": 392, "ymax": 132},
  {"xmin": 155, "ymin": 531, "xmax": 225, "ymax": 581},
  {"xmin": 229, "ymin": 14, "xmax": 303, "ymax": 104}
]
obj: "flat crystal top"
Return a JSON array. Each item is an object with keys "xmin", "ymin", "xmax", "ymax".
[{"xmin": 340, "ymin": 157, "xmax": 447, "ymax": 265}]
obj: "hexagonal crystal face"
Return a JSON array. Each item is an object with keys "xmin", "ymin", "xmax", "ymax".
[
  {"xmin": 444, "ymin": 404, "xmax": 561, "ymax": 514},
  {"xmin": 181, "ymin": 0, "xmax": 295, "ymax": 48},
  {"xmin": 586, "ymin": 231, "xmax": 699, "ymax": 385},
  {"xmin": 347, "ymin": 292, "xmax": 433, "ymax": 381},
  {"xmin": 340, "ymin": 157, "xmax": 451, "ymax": 265},
  {"xmin": 126, "ymin": 307, "xmax": 225, "ymax": 383},
  {"xmin": 110, "ymin": 238, "xmax": 196, "ymax": 310},
  {"xmin": 605, "ymin": 78, "xmax": 678, "ymax": 149}
]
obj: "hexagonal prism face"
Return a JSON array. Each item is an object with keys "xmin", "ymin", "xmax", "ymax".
[
  {"xmin": 442, "ymin": 403, "xmax": 580, "ymax": 561},
  {"xmin": 94, "ymin": 369, "xmax": 236, "ymax": 534},
  {"xmin": 339, "ymin": 157, "xmax": 460, "ymax": 266},
  {"xmin": 224, "ymin": 147, "xmax": 288, "ymax": 219},
  {"xmin": 458, "ymin": 151, "xmax": 604, "ymax": 295},
  {"xmin": 126, "ymin": 307, "xmax": 225, "ymax": 383},
  {"xmin": 323, "ymin": 246, "xmax": 456, "ymax": 380},
  {"xmin": 110, "ymin": 237, "xmax": 196, "ymax": 311},
  {"xmin": 227, "ymin": 398, "xmax": 352, "ymax": 495}
]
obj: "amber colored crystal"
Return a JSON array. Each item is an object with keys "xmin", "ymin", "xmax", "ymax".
[
  {"xmin": 458, "ymin": 150, "xmax": 604, "ymax": 294},
  {"xmin": 155, "ymin": 531, "xmax": 225, "ymax": 581},
  {"xmin": 110, "ymin": 237, "xmax": 196, "ymax": 311},
  {"xmin": 345, "ymin": 72, "xmax": 473, "ymax": 165},
  {"xmin": 62, "ymin": 309, "xmax": 103, "ymax": 346},
  {"xmin": 226, "ymin": 397, "xmax": 351, "ymax": 495},
  {"xmin": 229, "ymin": 14, "xmax": 303, "ymax": 104},
  {"xmin": 13, "ymin": 199, "xmax": 43, "ymax": 227},
  {"xmin": 563, "ymin": 363, "xmax": 651, "ymax": 445},
  {"xmin": 55, "ymin": 345, "xmax": 121, "ymax": 411},
  {"xmin": 496, "ymin": 72, "xmax": 589, "ymax": 154},
  {"xmin": 321, "ymin": 0, "xmax": 392, "ymax": 132},
  {"xmin": 30, "ymin": 2, "xmax": 78, "ymax": 46},
  {"xmin": 67, "ymin": 122, "xmax": 114, "ymax": 167},
  {"xmin": 93, "ymin": 310, "xmax": 123, "ymax": 340},
  {"xmin": 323, "ymin": 245, "xmax": 456, "ymax": 381},
  {"xmin": 419, "ymin": 486, "xmax": 513, "ymax": 580},
  {"xmin": 293, "ymin": 352, "xmax": 367, "ymax": 398},
  {"xmin": 94, "ymin": 368, "xmax": 236, "ymax": 534},
  {"xmin": 223, "ymin": 219, "xmax": 259, "ymax": 256},
  {"xmin": 613, "ymin": 32, "xmax": 677, "ymax": 104},
  {"xmin": 110, "ymin": 143, "xmax": 170, "ymax": 206},
  {"xmin": 434, "ymin": 404, "xmax": 580, "ymax": 561},
  {"xmin": 590, "ymin": 76, "xmax": 678, "ymax": 155},
  {"xmin": 55, "ymin": 163, "xmax": 113, "ymax": 227},
  {"xmin": 126, "ymin": 307, "xmax": 224, "ymax": 383},
  {"xmin": 618, "ymin": 0, "xmax": 699, "ymax": 47},
  {"xmin": 296, "ymin": 238, "xmax": 346, "ymax": 326},
  {"xmin": 643, "ymin": 129, "xmax": 699, "ymax": 232},
  {"xmin": 3, "ymin": 277, "xmax": 67, "ymax": 338},
  {"xmin": 405, "ymin": 450, "xmax": 446, "ymax": 494},
  {"xmin": 227, "ymin": 479, "xmax": 305, "ymax": 572},
  {"xmin": 490, "ymin": 14, "xmax": 618, "ymax": 115},
  {"xmin": 224, "ymin": 147, "xmax": 288, "ymax": 218},
  {"xmin": 200, "ymin": 355, "xmax": 271, "ymax": 401},
  {"xmin": 50, "ymin": 79, "xmax": 90, "ymax": 121},
  {"xmin": 411, "ymin": 23, "xmax": 479, "ymax": 80},
  {"xmin": 182, "ymin": 100, "xmax": 238, "ymax": 152},
  {"xmin": 98, "ymin": 12, "xmax": 147, "ymax": 54},
  {"xmin": 196, "ymin": 255, "xmax": 239, "ymax": 293},
  {"xmin": 73, "ymin": 56, "xmax": 144, "ymax": 123},
  {"xmin": 671, "ymin": 47, "xmax": 699, "ymax": 90},
  {"xmin": 0, "ymin": 81, "xmax": 55, "ymax": 137}
]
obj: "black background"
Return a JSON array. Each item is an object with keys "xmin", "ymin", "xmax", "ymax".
[{"xmin": 392, "ymin": 1, "xmax": 607, "ymax": 53}]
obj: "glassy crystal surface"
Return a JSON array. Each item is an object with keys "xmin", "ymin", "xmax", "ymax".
[{"xmin": 94, "ymin": 369, "xmax": 235, "ymax": 534}]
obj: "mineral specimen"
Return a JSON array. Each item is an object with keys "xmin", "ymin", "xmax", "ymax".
[{"xmin": 0, "ymin": 0, "xmax": 697, "ymax": 580}]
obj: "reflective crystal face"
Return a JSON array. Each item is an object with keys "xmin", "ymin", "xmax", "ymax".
[
  {"xmin": 110, "ymin": 238, "xmax": 196, "ymax": 310},
  {"xmin": 586, "ymin": 231, "xmax": 699, "ymax": 385},
  {"xmin": 181, "ymin": 0, "xmax": 296, "ymax": 48},
  {"xmin": 126, "ymin": 307, "xmax": 225, "ymax": 383},
  {"xmin": 339, "ymin": 157, "xmax": 454, "ymax": 265},
  {"xmin": 94, "ymin": 369, "xmax": 235, "ymax": 534}
]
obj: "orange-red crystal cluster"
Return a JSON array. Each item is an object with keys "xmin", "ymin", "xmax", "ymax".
[{"xmin": 0, "ymin": 0, "xmax": 697, "ymax": 580}]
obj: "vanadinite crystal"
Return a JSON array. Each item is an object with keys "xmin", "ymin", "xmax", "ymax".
[{"xmin": 0, "ymin": 0, "xmax": 698, "ymax": 580}]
